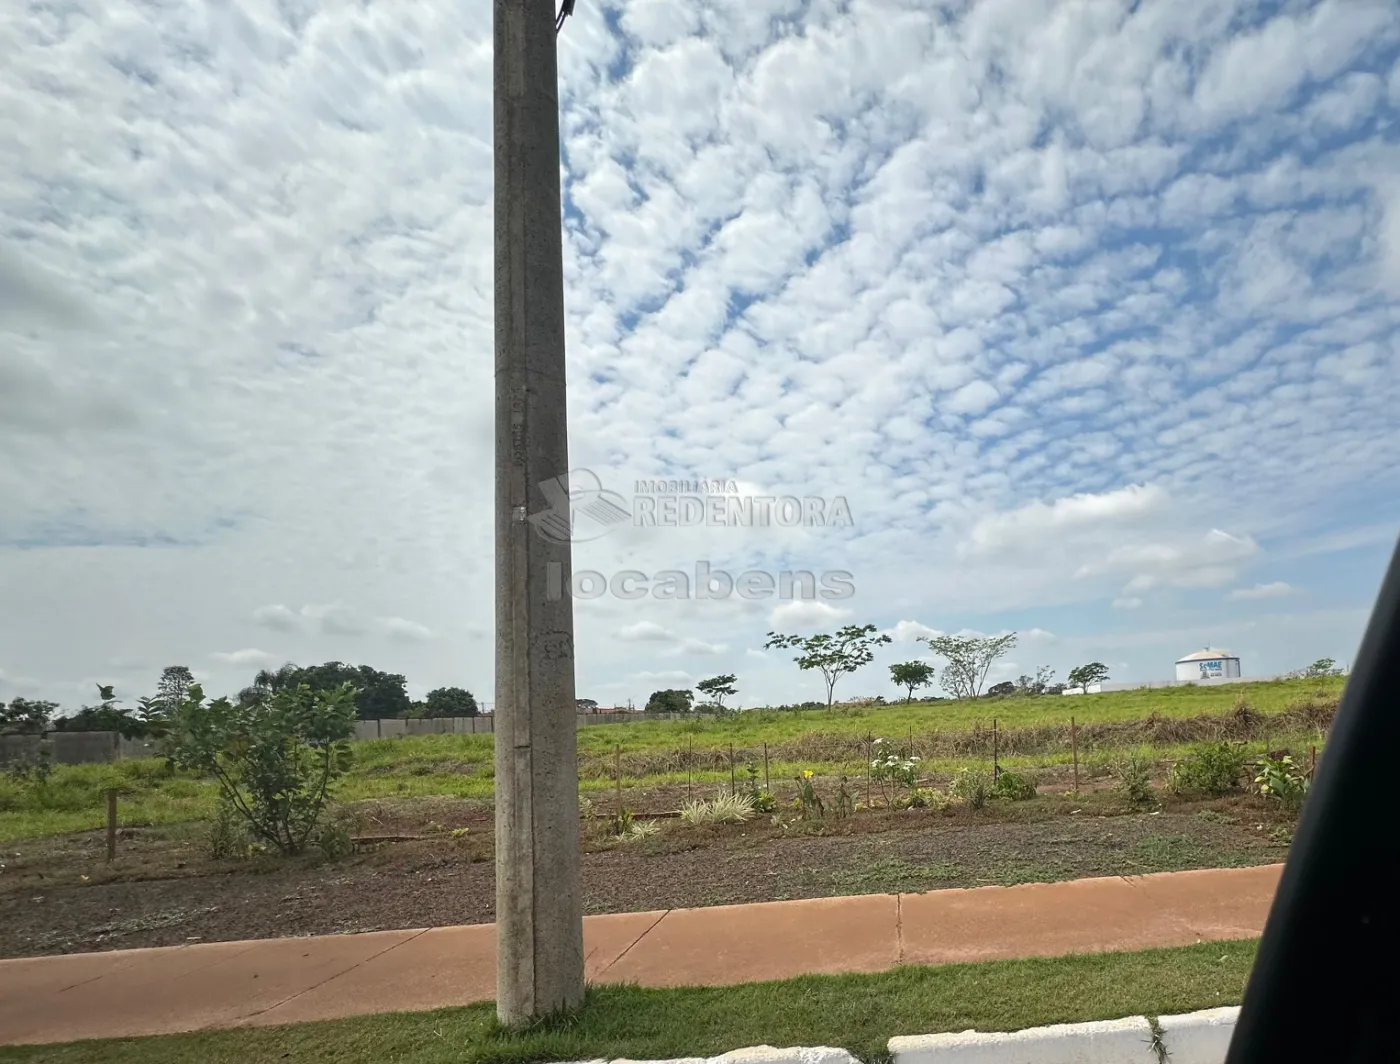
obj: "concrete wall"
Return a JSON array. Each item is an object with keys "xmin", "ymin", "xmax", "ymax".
[
  {"xmin": 353, "ymin": 720, "xmax": 380, "ymax": 742},
  {"xmin": 1067, "ymin": 673, "xmax": 1295, "ymax": 694},
  {"xmin": 348, "ymin": 712, "xmax": 686, "ymax": 740},
  {"xmin": 0, "ymin": 731, "xmax": 124, "ymax": 767},
  {"xmin": 49, "ymin": 731, "xmax": 120, "ymax": 764},
  {"xmin": 0, "ymin": 734, "xmax": 43, "ymax": 766},
  {"xmin": 1, "ymin": 710, "xmax": 704, "ymax": 764}
]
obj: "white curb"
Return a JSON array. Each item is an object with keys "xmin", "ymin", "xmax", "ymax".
[
  {"xmin": 598, "ymin": 1049, "xmax": 859, "ymax": 1064},
  {"xmin": 888, "ymin": 1016, "xmax": 1158, "ymax": 1063},
  {"xmin": 1155, "ymin": 1006, "xmax": 1239, "ymax": 1064},
  {"xmin": 559, "ymin": 1007, "xmax": 1243, "ymax": 1064}
]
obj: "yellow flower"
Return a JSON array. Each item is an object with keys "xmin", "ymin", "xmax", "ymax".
[{"xmin": 802, "ymin": 770, "xmax": 814, "ymax": 779}]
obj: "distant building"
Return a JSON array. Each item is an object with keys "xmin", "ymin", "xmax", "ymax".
[{"xmin": 1175, "ymin": 647, "xmax": 1242, "ymax": 682}]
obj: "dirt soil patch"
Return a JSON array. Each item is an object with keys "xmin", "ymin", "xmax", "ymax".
[{"xmin": 0, "ymin": 792, "xmax": 1291, "ymax": 959}]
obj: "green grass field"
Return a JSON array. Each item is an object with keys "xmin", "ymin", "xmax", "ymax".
[
  {"xmin": 0, "ymin": 939, "xmax": 1258, "ymax": 1063},
  {"xmin": 0, "ymin": 676, "xmax": 1341, "ymax": 843}
]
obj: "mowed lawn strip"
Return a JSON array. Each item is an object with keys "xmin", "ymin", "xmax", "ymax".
[{"xmin": 0, "ymin": 939, "xmax": 1257, "ymax": 1064}]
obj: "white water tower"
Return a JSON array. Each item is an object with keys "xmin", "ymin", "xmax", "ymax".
[{"xmin": 1175, "ymin": 647, "xmax": 1241, "ymax": 682}]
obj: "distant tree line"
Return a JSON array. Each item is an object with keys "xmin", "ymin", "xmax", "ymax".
[{"xmin": 1, "ymin": 661, "xmax": 479, "ymax": 736}]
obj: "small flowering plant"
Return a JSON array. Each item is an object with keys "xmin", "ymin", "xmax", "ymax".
[
  {"xmin": 793, "ymin": 769, "xmax": 824, "ymax": 820},
  {"xmin": 870, "ymin": 737, "xmax": 922, "ymax": 806}
]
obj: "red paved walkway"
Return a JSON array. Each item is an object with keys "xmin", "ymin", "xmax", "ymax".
[{"xmin": 0, "ymin": 864, "xmax": 1281, "ymax": 1046}]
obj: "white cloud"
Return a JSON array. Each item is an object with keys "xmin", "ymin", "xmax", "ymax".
[
  {"xmin": 677, "ymin": 637, "xmax": 727, "ymax": 655},
  {"xmin": 251, "ymin": 605, "xmax": 303, "ymax": 633},
  {"xmin": 945, "ymin": 379, "xmax": 1000, "ymax": 416},
  {"xmin": 251, "ymin": 603, "xmax": 433, "ymax": 642},
  {"xmin": 885, "ymin": 620, "xmax": 943, "ymax": 642},
  {"xmin": 767, "ymin": 601, "xmax": 852, "ymax": 630},
  {"xmin": 1228, "ymin": 581, "xmax": 1295, "ymax": 601},
  {"xmin": 381, "ymin": 617, "xmax": 436, "ymax": 642},
  {"xmin": 964, "ymin": 485, "xmax": 1168, "ymax": 558},
  {"xmin": 210, "ymin": 648, "xmax": 280, "ymax": 666},
  {"xmin": 3, "ymin": 0, "xmax": 1398, "ymax": 709},
  {"xmin": 631, "ymin": 670, "xmax": 693, "ymax": 686},
  {"xmin": 617, "ymin": 621, "xmax": 675, "ymax": 642},
  {"xmin": 301, "ymin": 604, "xmax": 369, "ymax": 637},
  {"xmin": 1113, "ymin": 596, "xmax": 1144, "ymax": 610}
]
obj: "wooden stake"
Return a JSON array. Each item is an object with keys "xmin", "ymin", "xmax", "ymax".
[
  {"xmin": 729, "ymin": 742, "xmax": 736, "ymax": 797},
  {"xmin": 865, "ymin": 738, "xmax": 872, "ymax": 808},
  {"xmin": 1310, "ymin": 744, "xmax": 1317, "ymax": 778},
  {"xmin": 763, "ymin": 742, "xmax": 770, "ymax": 792},
  {"xmin": 615, "ymin": 744, "xmax": 622, "ymax": 816},
  {"xmin": 992, "ymin": 718, "xmax": 999, "ymax": 779},
  {"xmin": 687, "ymin": 740, "xmax": 693, "ymax": 801},
  {"xmin": 106, "ymin": 789, "xmax": 117, "ymax": 863},
  {"xmin": 1071, "ymin": 716, "xmax": 1080, "ymax": 795}
]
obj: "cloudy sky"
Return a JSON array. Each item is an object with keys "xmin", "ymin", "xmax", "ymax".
[{"xmin": 3, "ymin": 0, "xmax": 1399, "ymax": 712}]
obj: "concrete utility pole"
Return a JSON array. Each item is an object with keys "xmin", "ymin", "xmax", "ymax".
[{"xmin": 493, "ymin": 0, "xmax": 585, "ymax": 1025}]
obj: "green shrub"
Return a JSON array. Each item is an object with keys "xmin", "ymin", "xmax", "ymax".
[
  {"xmin": 316, "ymin": 820, "xmax": 354, "ymax": 861},
  {"xmin": 1170, "ymin": 743, "xmax": 1248, "ymax": 796},
  {"xmin": 163, "ymin": 681, "xmax": 357, "ymax": 856},
  {"xmin": 620, "ymin": 819, "xmax": 661, "ymax": 842},
  {"xmin": 991, "ymin": 771, "xmax": 1038, "ymax": 801},
  {"xmin": 1115, "ymin": 756, "xmax": 1155, "ymax": 804},
  {"xmin": 951, "ymin": 768, "xmax": 993, "ymax": 809},
  {"xmin": 207, "ymin": 797, "xmax": 247, "ymax": 860},
  {"xmin": 900, "ymin": 787, "xmax": 949, "ymax": 810},
  {"xmin": 679, "ymin": 792, "xmax": 754, "ymax": 825},
  {"xmin": 1254, "ymin": 755, "xmax": 1309, "ymax": 810}
]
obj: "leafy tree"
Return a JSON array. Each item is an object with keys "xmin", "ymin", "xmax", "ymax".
[
  {"xmin": 645, "ymin": 689, "xmax": 694, "ymax": 713},
  {"xmin": 135, "ymin": 697, "xmax": 169, "ymax": 739},
  {"xmin": 156, "ymin": 666, "xmax": 194, "ymax": 711},
  {"xmin": 53, "ymin": 685, "xmax": 147, "ymax": 739},
  {"xmin": 237, "ymin": 663, "xmax": 302, "ymax": 706},
  {"xmin": 1066, "ymin": 662, "xmax": 1110, "ymax": 692},
  {"xmin": 920, "ymin": 633, "xmax": 1018, "ymax": 700},
  {"xmin": 765, "ymin": 624, "xmax": 893, "ymax": 707},
  {"xmin": 1304, "ymin": 657, "xmax": 1338, "ymax": 677},
  {"xmin": 986, "ymin": 681, "xmax": 1017, "ymax": 697},
  {"xmin": 576, "ymin": 698, "xmax": 599, "ymax": 711},
  {"xmin": 424, "ymin": 686, "xmax": 478, "ymax": 717},
  {"xmin": 1, "ymin": 697, "xmax": 58, "ymax": 735},
  {"xmin": 239, "ymin": 662, "xmax": 409, "ymax": 720},
  {"xmin": 889, "ymin": 661, "xmax": 936, "ymax": 703},
  {"xmin": 1014, "ymin": 666, "xmax": 1056, "ymax": 696},
  {"xmin": 695, "ymin": 674, "xmax": 738, "ymax": 710},
  {"xmin": 162, "ymin": 682, "xmax": 357, "ymax": 855}
]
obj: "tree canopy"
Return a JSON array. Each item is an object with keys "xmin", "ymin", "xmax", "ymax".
[
  {"xmin": 921, "ymin": 633, "xmax": 1017, "ymax": 699},
  {"xmin": 1066, "ymin": 662, "xmax": 1110, "ymax": 691},
  {"xmin": 645, "ymin": 689, "xmax": 694, "ymax": 714},
  {"xmin": 765, "ymin": 624, "xmax": 892, "ymax": 707},
  {"xmin": 695, "ymin": 674, "xmax": 738, "ymax": 709},
  {"xmin": 888, "ymin": 661, "xmax": 935, "ymax": 703},
  {"xmin": 424, "ymin": 686, "xmax": 478, "ymax": 717},
  {"xmin": 238, "ymin": 662, "xmax": 410, "ymax": 720},
  {"xmin": 1, "ymin": 697, "xmax": 57, "ymax": 735}
]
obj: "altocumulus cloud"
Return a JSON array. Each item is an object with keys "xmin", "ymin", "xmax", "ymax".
[{"xmin": 1, "ymin": 0, "xmax": 1398, "ymax": 709}]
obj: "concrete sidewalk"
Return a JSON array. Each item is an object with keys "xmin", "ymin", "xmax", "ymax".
[{"xmin": 0, "ymin": 864, "xmax": 1281, "ymax": 1046}]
